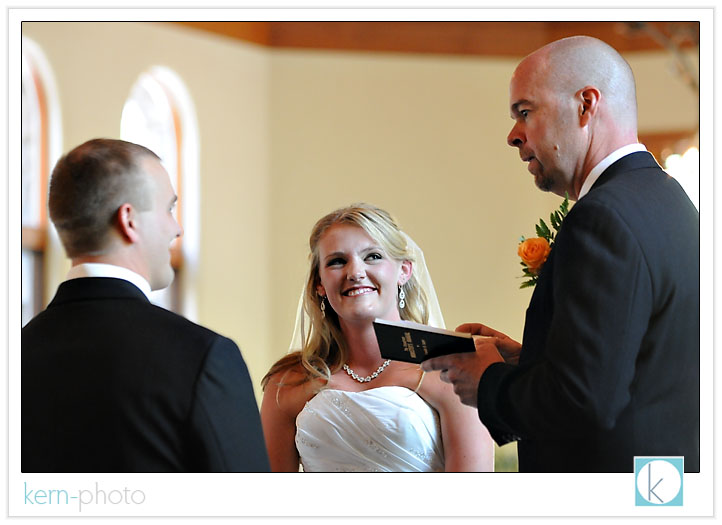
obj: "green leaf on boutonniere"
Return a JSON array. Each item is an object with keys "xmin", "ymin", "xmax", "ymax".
[
  {"xmin": 550, "ymin": 194, "xmax": 570, "ymax": 234},
  {"xmin": 536, "ymin": 218, "xmax": 551, "ymax": 239},
  {"xmin": 550, "ymin": 211, "xmax": 560, "ymax": 231}
]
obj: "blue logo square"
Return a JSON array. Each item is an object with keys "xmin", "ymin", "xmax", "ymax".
[{"xmin": 634, "ymin": 456, "xmax": 684, "ymax": 506}]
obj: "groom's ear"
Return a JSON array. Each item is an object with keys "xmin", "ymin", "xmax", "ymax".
[
  {"xmin": 116, "ymin": 203, "xmax": 140, "ymax": 244},
  {"xmin": 398, "ymin": 260, "xmax": 413, "ymax": 285}
]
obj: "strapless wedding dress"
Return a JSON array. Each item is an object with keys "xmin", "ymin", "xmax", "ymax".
[{"xmin": 295, "ymin": 385, "xmax": 444, "ymax": 472}]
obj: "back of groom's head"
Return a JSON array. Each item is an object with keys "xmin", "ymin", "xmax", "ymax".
[{"xmin": 49, "ymin": 138, "xmax": 159, "ymax": 258}]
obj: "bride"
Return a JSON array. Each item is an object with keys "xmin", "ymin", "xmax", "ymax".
[{"xmin": 261, "ymin": 203, "xmax": 494, "ymax": 472}]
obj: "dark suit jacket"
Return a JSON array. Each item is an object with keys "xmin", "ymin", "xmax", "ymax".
[
  {"xmin": 478, "ymin": 152, "xmax": 700, "ymax": 472},
  {"xmin": 21, "ymin": 277, "xmax": 270, "ymax": 472}
]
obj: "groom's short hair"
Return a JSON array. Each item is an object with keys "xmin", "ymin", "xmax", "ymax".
[{"xmin": 48, "ymin": 138, "xmax": 159, "ymax": 257}]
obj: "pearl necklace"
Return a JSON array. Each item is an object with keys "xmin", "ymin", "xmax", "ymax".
[{"xmin": 343, "ymin": 360, "xmax": 392, "ymax": 383}]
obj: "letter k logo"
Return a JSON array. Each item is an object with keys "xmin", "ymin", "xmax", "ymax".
[
  {"xmin": 646, "ymin": 463, "xmax": 664, "ymax": 503},
  {"xmin": 635, "ymin": 457, "xmax": 684, "ymax": 506}
]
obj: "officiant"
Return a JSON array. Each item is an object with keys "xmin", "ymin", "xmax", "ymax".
[{"xmin": 423, "ymin": 35, "xmax": 700, "ymax": 473}]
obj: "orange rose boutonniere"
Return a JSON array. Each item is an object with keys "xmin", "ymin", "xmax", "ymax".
[
  {"xmin": 519, "ymin": 194, "xmax": 570, "ymax": 288},
  {"xmin": 518, "ymin": 238, "xmax": 551, "ymax": 273}
]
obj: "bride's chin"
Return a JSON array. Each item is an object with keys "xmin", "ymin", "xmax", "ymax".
[{"xmin": 338, "ymin": 311, "xmax": 377, "ymax": 327}]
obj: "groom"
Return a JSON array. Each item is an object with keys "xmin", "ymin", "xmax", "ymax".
[
  {"xmin": 423, "ymin": 36, "xmax": 700, "ymax": 472},
  {"xmin": 22, "ymin": 138, "xmax": 269, "ymax": 472}
]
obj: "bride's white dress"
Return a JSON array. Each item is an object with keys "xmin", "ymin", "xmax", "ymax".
[{"xmin": 295, "ymin": 385, "xmax": 445, "ymax": 472}]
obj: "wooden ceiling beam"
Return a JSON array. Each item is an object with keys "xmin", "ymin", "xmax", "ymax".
[
  {"xmin": 173, "ymin": 21, "xmax": 273, "ymax": 46},
  {"xmin": 170, "ymin": 21, "xmax": 698, "ymax": 57}
]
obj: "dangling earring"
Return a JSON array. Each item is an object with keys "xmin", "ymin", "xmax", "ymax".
[
  {"xmin": 320, "ymin": 296, "xmax": 326, "ymax": 318},
  {"xmin": 398, "ymin": 285, "xmax": 406, "ymax": 309}
]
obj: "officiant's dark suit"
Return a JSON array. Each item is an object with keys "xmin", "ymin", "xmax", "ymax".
[
  {"xmin": 22, "ymin": 138, "xmax": 269, "ymax": 473},
  {"xmin": 422, "ymin": 36, "xmax": 699, "ymax": 472},
  {"xmin": 478, "ymin": 150, "xmax": 700, "ymax": 472}
]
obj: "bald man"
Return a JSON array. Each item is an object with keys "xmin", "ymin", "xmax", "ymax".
[{"xmin": 423, "ymin": 36, "xmax": 700, "ymax": 472}]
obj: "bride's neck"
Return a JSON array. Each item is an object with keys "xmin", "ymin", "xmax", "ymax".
[{"xmin": 340, "ymin": 321, "xmax": 383, "ymax": 368}]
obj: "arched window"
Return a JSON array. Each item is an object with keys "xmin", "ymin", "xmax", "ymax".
[
  {"xmin": 21, "ymin": 37, "xmax": 62, "ymax": 326},
  {"xmin": 120, "ymin": 67, "xmax": 200, "ymax": 320}
]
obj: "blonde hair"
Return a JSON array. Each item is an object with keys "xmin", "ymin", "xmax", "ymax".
[{"xmin": 262, "ymin": 203, "xmax": 428, "ymax": 390}]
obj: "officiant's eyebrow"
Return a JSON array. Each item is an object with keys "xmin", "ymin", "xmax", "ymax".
[{"xmin": 510, "ymin": 100, "xmax": 531, "ymax": 117}]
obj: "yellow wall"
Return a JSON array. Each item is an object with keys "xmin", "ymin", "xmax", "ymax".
[
  {"xmin": 22, "ymin": 21, "xmax": 698, "ymax": 411},
  {"xmin": 22, "ymin": 22, "xmax": 274, "ymax": 401}
]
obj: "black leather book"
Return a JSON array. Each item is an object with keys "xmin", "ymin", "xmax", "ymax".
[{"xmin": 373, "ymin": 318, "xmax": 476, "ymax": 363}]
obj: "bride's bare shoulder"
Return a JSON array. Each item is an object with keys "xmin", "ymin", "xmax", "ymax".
[{"xmin": 262, "ymin": 363, "xmax": 324, "ymax": 418}]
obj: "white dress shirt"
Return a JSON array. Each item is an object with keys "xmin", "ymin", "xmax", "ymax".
[
  {"xmin": 578, "ymin": 143, "xmax": 648, "ymax": 200},
  {"xmin": 65, "ymin": 263, "xmax": 152, "ymax": 300}
]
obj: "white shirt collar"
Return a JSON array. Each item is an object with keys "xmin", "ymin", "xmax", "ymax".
[
  {"xmin": 66, "ymin": 263, "xmax": 152, "ymax": 300},
  {"xmin": 578, "ymin": 143, "xmax": 647, "ymax": 200}
]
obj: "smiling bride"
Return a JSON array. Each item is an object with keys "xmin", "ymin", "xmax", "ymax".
[{"xmin": 260, "ymin": 203, "xmax": 494, "ymax": 472}]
